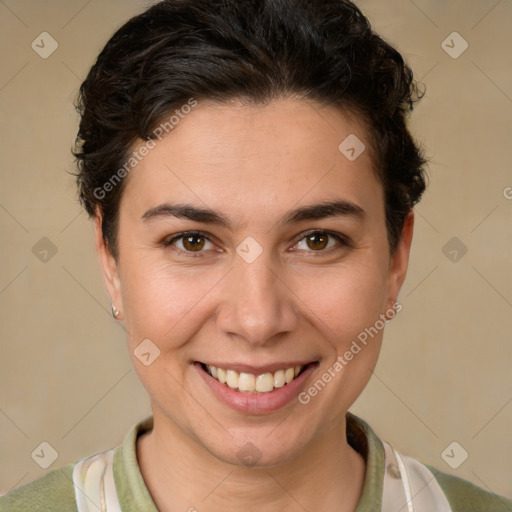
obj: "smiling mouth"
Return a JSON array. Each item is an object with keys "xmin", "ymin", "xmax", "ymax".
[{"xmin": 199, "ymin": 362, "xmax": 314, "ymax": 393}]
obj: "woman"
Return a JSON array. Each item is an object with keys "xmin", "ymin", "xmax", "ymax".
[{"xmin": 1, "ymin": 0, "xmax": 510, "ymax": 510}]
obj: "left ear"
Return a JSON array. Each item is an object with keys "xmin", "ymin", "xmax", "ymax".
[{"xmin": 386, "ymin": 210, "xmax": 414, "ymax": 304}]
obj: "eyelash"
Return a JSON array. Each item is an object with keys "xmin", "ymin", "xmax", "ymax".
[{"xmin": 163, "ymin": 230, "xmax": 352, "ymax": 258}]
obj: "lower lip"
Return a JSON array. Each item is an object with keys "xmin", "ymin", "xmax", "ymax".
[{"xmin": 195, "ymin": 362, "xmax": 317, "ymax": 415}]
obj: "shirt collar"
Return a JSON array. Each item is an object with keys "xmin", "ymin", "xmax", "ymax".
[
  {"xmin": 113, "ymin": 412, "xmax": 385, "ymax": 511},
  {"xmin": 347, "ymin": 412, "xmax": 385, "ymax": 511}
]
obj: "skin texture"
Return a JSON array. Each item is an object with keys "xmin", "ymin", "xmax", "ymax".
[{"xmin": 95, "ymin": 98, "xmax": 414, "ymax": 512}]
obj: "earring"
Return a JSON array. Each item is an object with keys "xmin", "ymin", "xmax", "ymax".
[{"xmin": 111, "ymin": 303, "xmax": 120, "ymax": 319}]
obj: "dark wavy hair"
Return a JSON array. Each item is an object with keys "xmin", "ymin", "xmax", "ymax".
[{"xmin": 74, "ymin": 0, "xmax": 427, "ymax": 259}]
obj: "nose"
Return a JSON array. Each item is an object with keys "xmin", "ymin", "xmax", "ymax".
[{"xmin": 216, "ymin": 252, "xmax": 299, "ymax": 346}]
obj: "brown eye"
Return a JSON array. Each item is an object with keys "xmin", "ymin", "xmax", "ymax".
[
  {"xmin": 305, "ymin": 233, "xmax": 329, "ymax": 250},
  {"xmin": 165, "ymin": 232, "xmax": 215, "ymax": 254},
  {"xmin": 293, "ymin": 230, "xmax": 349, "ymax": 253},
  {"xmin": 182, "ymin": 234, "xmax": 206, "ymax": 251}
]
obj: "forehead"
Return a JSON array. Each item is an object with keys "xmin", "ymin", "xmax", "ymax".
[{"xmin": 120, "ymin": 98, "xmax": 384, "ymax": 226}]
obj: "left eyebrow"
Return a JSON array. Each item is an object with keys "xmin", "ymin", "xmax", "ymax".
[
  {"xmin": 141, "ymin": 199, "xmax": 365, "ymax": 228},
  {"xmin": 281, "ymin": 199, "xmax": 366, "ymax": 226}
]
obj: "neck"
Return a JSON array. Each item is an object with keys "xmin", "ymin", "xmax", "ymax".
[{"xmin": 137, "ymin": 412, "xmax": 366, "ymax": 512}]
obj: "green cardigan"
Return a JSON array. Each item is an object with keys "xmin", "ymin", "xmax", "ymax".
[{"xmin": 1, "ymin": 414, "xmax": 510, "ymax": 511}]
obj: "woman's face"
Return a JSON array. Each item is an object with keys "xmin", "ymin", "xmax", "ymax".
[{"xmin": 97, "ymin": 98, "xmax": 412, "ymax": 466}]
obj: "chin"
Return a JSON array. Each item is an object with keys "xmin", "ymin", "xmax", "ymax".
[{"xmin": 193, "ymin": 421, "xmax": 314, "ymax": 469}]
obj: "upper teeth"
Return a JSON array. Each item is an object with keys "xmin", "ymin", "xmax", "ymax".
[{"xmin": 206, "ymin": 364, "xmax": 303, "ymax": 393}]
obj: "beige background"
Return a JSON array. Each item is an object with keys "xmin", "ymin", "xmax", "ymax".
[{"xmin": 1, "ymin": 0, "xmax": 511, "ymax": 500}]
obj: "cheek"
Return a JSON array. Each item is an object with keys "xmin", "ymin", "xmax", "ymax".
[
  {"xmin": 290, "ymin": 259, "xmax": 389, "ymax": 344},
  {"xmin": 119, "ymin": 255, "xmax": 227, "ymax": 349},
  {"xmin": 119, "ymin": 259, "xmax": 229, "ymax": 409}
]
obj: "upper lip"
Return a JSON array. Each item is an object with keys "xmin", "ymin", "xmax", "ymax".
[{"xmin": 197, "ymin": 361, "xmax": 316, "ymax": 374}]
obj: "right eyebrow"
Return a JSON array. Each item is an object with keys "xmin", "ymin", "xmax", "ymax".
[{"xmin": 141, "ymin": 203, "xmax": 232, "ymax": 228}]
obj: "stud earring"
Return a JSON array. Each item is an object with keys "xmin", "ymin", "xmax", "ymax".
[{"xmin": 111, "ymin": 303, "xmax": 121, "ymax": 319}]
